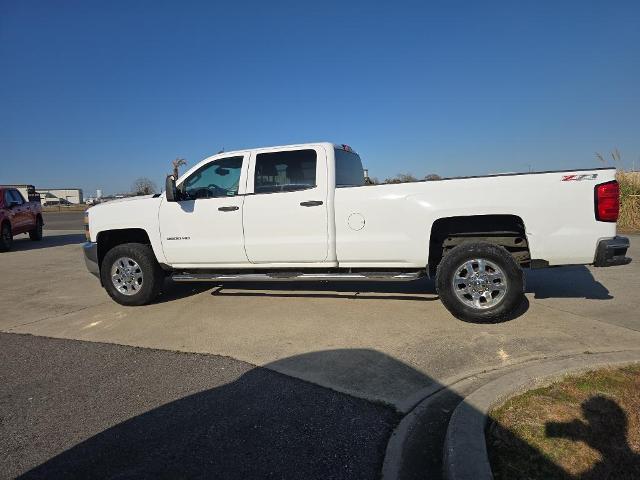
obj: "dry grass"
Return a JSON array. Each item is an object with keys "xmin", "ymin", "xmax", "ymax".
[
  {"xmin": 487, "ymin": 365, "xmax": 640, "ymax": 479},
  {"xmin": 617, "ymin": 171, "xmax": 640, "ymax": 232}
]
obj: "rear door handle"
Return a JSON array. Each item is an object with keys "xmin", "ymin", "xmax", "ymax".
[
  {"xmin": 300, "ymin": 200, "xmax": 323, "ymax": 207},
  {"xmin": 218, "ymin": 206, "xmax": 239, "ymax": 212}
]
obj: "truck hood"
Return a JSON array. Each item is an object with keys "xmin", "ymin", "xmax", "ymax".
[
  {"xmin": 88, "ymin": 194, "xmax": 163, "ymax": 239},
  {"xmin": 92, "ymin": 194, "xmax": 159, "ymax": 207}
]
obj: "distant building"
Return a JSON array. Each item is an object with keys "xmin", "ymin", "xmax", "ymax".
[{"xmin": 37, "ymin": 188, "xmax": 83, "ymax": 205}]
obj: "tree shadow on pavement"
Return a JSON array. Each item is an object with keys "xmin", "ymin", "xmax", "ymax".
[
  {"xmin": 525, "ymin": 266, "xmax": 612, "ymax": 300},
  {"xmin": 6, "ymin": 341, "xmax": 616, "ymax": 480},
  {"xmin": 6, "ymin": 233, "xmax": 85, "ymax": 251}
]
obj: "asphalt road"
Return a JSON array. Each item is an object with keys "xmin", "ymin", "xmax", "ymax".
[
  {"xmin": 42, "ymin": 211, "xmax": 85, "ymax": 230},
  {"xmin": 0, "ymin": 333, "xmax": 398, "ymax": 479}
]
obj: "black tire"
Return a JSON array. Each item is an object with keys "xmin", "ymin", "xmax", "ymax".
[
  {"xmin": 29, "ymin": 216, "xmax": 43, "ymax": 241},
  {"xmin": 100, "ymin": 243, "xmax": 163, "ymax": 306},
  {"xmin": 0, "ymin": 222, "xmax": 12, "ymax": 252},
  {"xmin": 436, "ymin": 242, "xmax": 524, "ymax": 322}
]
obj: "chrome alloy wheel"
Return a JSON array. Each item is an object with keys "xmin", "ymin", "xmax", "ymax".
[
  {"xmin": 451, "ymin": 258, "xmax": 508, "ymax": 309},
  {"xmin": 111, "ymin": 257, "xmax": 143, "ymax": 296}
]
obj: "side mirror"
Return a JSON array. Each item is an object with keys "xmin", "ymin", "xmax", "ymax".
[{"xmin": 165, "ymin": 175, "xmax": 177, "ymax": 202}]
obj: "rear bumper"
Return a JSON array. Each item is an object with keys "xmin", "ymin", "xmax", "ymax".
[
  {"xmin": 593, "ymin": 236, "xmax": 631, "ymax": 267},
  {"xmin": 83, "ymin": 242, "xmax": 100, "ymax": 278}
]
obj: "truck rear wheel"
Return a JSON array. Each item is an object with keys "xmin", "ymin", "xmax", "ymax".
[
  {"xmin": 100, "ymin": 243, "xmax": 163, "ymax": 306},
  {"xmin": 0, "ymin": 222, "xmax": 12, "ymax": 251},
  {"xmin": 436, "ymin": 242, "xmax": 524, "ymax": 322},
  {"xmin": 29, "ymin": 217, "xmax": 43, "ymax": 241}
]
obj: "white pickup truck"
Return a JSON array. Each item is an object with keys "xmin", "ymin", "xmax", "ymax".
[{"xmin": 83, "ymin": 142, "xmax": 631, "ymax": 321}]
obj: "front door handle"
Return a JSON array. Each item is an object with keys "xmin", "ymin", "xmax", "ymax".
[
  {"xmin": 300, "ymin": 200, "xmax": 323, "ymax": 207},
  {"xmin": 218, "ymin": 206, "xmax": 239, "ymax": 212}
]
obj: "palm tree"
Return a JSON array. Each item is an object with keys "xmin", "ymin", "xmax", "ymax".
[{"xmin": 172, "ymin": 157, "xmax": 187, "ymax": 179}]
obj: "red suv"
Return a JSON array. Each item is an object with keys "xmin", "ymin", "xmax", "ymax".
[{"xmin": 0, "ymin": 186, "xmax": 44, "ymax": 251}]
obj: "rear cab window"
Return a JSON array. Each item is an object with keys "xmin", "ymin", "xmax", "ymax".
[
  {"xmin": 335, "ymin": 148, "xmax": 364, "ymax": 187},
  {"xmin": 254, "ymin": 149, "xmax": 317, "ymax": 193}
]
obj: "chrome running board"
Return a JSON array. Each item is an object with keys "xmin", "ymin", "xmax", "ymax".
[{"xmin": 172, "ymin": 271, "xmax": 424, "ymax": 283}]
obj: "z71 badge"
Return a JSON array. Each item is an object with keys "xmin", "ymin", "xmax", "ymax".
[{"xmin": 561, "ymin": 174, "xmax": 598, "ymax": 181}]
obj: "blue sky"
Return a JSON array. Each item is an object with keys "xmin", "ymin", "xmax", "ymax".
[{"xmin": 1, "ymin": 0, "xmax": 639, "ymax": 195}]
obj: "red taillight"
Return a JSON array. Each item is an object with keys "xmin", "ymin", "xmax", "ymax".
[{"xmin": 595, "ymin": 180, "xmax": 620, "ymax": 222}]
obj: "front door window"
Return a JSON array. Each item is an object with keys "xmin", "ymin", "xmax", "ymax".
[{"xmin": 181, "ymin": 156, "xmax": 243, "ymax": 199}]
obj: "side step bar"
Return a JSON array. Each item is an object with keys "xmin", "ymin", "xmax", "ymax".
[{"xmin": 172, "ymin": 271, "xmax": 425, "ymax": 283}]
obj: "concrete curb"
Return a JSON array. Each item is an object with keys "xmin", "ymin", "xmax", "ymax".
[
  {"xmin": 443, "ymin": 349, "xmax": 640, "ymax": 480},
  {"xmin": 381, "ymin": 348, "xmax": 640, "ymax": 480},
  {"xmin": 382, "ymin": 375, "xmax": 479, "ymax": 480}
]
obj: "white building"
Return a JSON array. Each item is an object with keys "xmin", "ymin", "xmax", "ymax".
[{"xmin": 37, "ymin": 188, "xmax": 83, "ymax": 205}]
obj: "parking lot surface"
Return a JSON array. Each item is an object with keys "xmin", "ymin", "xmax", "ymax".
[
  {"xmin": 2, "ymin": 228, "xmax": 639, "ymax": 409},
  {"xmin": 1, "ymin": 225, "xmax": 639, "ymax": 478},
  {"xmin": 0, "ymin": 227, "xmax": 640, "ymax": 406}
]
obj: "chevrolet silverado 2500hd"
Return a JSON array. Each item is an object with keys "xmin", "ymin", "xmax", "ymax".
[{"xmin": 83, "ymin": 143, "xmax": 631, "ymax": 321}]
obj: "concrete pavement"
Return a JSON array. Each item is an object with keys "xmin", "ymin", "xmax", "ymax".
[{"xmin": 1, "ymin": 230, "xmax": 638, "ymax": 410}]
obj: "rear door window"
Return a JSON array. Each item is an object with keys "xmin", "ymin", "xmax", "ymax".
[{"xmin": 254, "ymin": 149, "xmax": 317, "ymax": 193}]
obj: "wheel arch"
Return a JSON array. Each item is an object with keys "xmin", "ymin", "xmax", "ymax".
[
  {"xmin": 427, "ymin": 214, "xmax": 530, "ymax": 277},
  {"xmin": 96, "ymin": 228, "xmax": 154, "ymax": 272}
]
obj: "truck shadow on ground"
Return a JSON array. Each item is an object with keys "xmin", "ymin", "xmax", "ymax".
[
  {"xmin": 525, "ymin": 266, "xmax": 612, "ymax": 300},
  {"xmin": 206, "ymin": 265, "xmax": 611, "ymax": 308},
  {"xmin": 210, "ymin": 279, "xmax": 440, "ymax": 302},
  {"xmin": 207, "ymin": 279, "xmax": 529, "ymax": 323},
  {"xmin": 154, "ymin": 281, "xmax": 213, "ymax": 303},
  {"xmin": 13, "ymin": 346, "xmax": 635, "ymax": 479},
  {"xmin": 7, "ymin": 233, "xmax": 85, "ymax": 252}
]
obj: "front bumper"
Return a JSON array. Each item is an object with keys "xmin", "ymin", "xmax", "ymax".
[
  {"xmin": 593, "ymin": 236, "xmax": 632, "ymax": 267},
  {"xmin": 83, "ymin": 242, "xmax": 100, "ymax": 278}
]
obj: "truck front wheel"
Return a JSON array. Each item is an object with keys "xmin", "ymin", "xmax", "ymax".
[
  {"xmin": 100, "ymin": 243, "xmax": 163, "ymax": 306},
  {"xmin": 436, "ymin": 242, "xmax": 524, "ymax": 322}
]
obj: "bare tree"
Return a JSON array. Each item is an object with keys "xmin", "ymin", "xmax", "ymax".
[
  {"xmin": 596, "ymin": 149, "xmax": 622, "ymax": 166},
  {"xmin": 384, "ymin": 173, "xmax": 418, "ymax": 184},
  {"xmin": 132, "ymin": 177, "xmax": 157, "ymax": 196},
  {"xmin": 172, "ymin": 157, "xmax": 187, "ymax": 179},
  {"xmin": 424, "ymin": 173, "xmax": 442, "ymax": 181}
]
